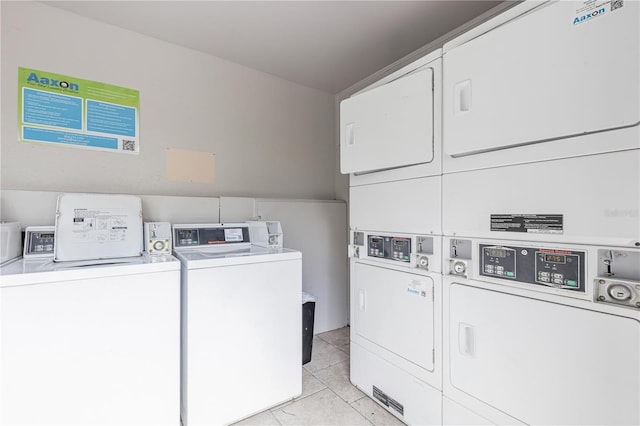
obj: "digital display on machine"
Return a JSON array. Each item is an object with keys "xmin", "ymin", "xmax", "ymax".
[
  {"xmin": 370, "ymin": 237, "xmax": 382, "ymax": 244},
  {"xmin": 38, "ymin": 233, "xmax": 54, "ymax": 239},
  {"xmin": 479, "ymin": 243, "xmax": 585, "ymax": 293},
  {"xmin": 544, "ymin": 254, "xmax": 566, "ymax": 264},
  {"xmin": 177, "ymin": 229, "xmax": 198, "ymax": 243},
  {"xmin": 488, "ymin": 248, "xmax": 507, "ymax": 258}
]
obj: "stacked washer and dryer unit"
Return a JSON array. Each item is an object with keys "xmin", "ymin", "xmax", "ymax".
[
  {"xmin": 441, "ymin": 1, "xmax": 639, "ymax": 424},
  {"xmin": 341, "ymin": 49, "xmax": 444, "ymax": 425},
  {"xmin": 342, "ymin": 1, "xmax": 639, "ymax": 425}
]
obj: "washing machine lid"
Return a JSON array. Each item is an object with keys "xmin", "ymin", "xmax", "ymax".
[{"xmin": 0, "ymin": 254, "xmax": 179, "ymax": 287}]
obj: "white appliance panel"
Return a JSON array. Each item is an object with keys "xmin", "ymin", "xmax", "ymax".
[
  {"xmin": 0, "ymin": 221, "xmax": 21, "ymax": 264},
  {"xmin": 185, "ymin": 258, "xmax": 301, "ymax": 426},
  {"xmin": 351, "ymin": 342, "xmax": 442, "ymax": 425},
  {"xmin": 442, "ymin": 150, "xmax": 640, "ymax": 248},
  {"xmin": 448, "ymin": 283, "xmax": 640, "ymax": 425},
  {"xmin": 443, "ymin": 1, "xmax": 639, "ymax": 168},
  {"xmin": 350, "ymin": 176, "xmax": 441, "ymax": 235},
  {"xmin": 0, "ymin": 269, "xmax": 180, "ymax": 425},
  {"xmin": 54, "ymin": 193, "xmax": 143, "ymax": 261},
  {"xmin": 352, "ymin": 262, "xmax": 434, "ymax": 372},
  {"xmin": 442, "ymin": 397, "xmax": 494, "ymax": 426},
  {"xmin": 340, "ymin": 68, "xmax": 434, "ymax": 174}
]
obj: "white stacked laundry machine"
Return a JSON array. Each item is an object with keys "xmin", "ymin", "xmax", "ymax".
[
  {"xmin": 440, "ymin": 1, "xmax": 639, "ymax": 425},
  {"xmin": 341, "ymin": 49, "xmax": 444, "ymax": 424},
  {"xmin": 341, "ymin": 1, "xmax": 639, "ymax": 425}
]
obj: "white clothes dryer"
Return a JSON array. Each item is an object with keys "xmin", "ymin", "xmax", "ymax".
[
  {"xmin": 0, "ymin": 253, "xmax": 181, "ymax": 425},
  {"xmin": 442, "ymin": 236, "xmax": 640, "ymax": 425},
  {"xmin": 348, "ymin": 230, "xmax": 442, "ymax": 425},
  {"xmin": 173, "ymin": 223, "xmax": 302, "ymax": 426}
]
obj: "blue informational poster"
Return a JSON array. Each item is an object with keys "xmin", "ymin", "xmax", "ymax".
[{"xmin": 18, "ymin": 67, "xmax": 140, "ymax": 154}]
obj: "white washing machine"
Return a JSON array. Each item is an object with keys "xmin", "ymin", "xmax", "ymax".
[
  {"xmin": 0, "ymin": 253, "xmax": 181, "ymax": 425},
  {"xmin": 0, "ymin": 193, "xmax": 181, "ymax": 425},
  {"xmin": 173, "ymin": 223, "xmax": 302, "ymax": 426}
]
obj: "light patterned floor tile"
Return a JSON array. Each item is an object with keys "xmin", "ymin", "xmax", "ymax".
[
  {"xmin": 317, "ymin": 326, "xmax": 350, "ymax": 348},
  {"xmin": 302, "ymin": 336, "xmax": 349, "ymax": 373},
  {"xmin": 271, "ymin": 368, "xmax": 327, "ymax": 411},
  {"xmin": 314, "ymin": 360, "xmax": 364, "ymax": 403},
  {"xmin": 350, "ymin": 395, "xmax": 407, "ymax": 426},
  {"xmin": 231, "ymin": 409, "xmax": 281, "ymax": 425},
  {"xmin": 272, "ymin": 388, "xmax": 371, "ymax": 425}
]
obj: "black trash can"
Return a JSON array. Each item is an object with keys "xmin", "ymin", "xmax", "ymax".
[{"xmin": 302, "ymin": 292, "xmax": 317, "ymax": 365}]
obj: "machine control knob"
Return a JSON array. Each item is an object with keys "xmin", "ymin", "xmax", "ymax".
[
  {"xmin": 608, "ymin": 284, "xmax": 633, "ymax": 301},
  {"xmin": 417, "ymin": 255, "xmax": 429, "ymax": 269}
]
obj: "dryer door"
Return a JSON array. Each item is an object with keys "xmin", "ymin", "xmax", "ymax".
[
  {"xmin": 443, "ymin": 1, "xmax": 639, "ymax": 167},
  {"xmin": 340, "ymin": 67, "xmax": 434, "ymax": 174},
  {"xmin": 448, "ymin": 283, "xmax": 640, "ymax": 425},
  {"xmin": 352, "ymin": 262, "xmax": 434, "ymax": 372}
]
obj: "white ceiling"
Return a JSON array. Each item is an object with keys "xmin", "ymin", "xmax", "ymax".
[{"xmin": 43, "ymin": 1, "xmax": 506, "ymax": 94}]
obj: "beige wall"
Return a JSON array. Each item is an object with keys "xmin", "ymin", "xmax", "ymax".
[{"xmin": 1, "ymin": 2, "xmax": 336, "ymax": 199}]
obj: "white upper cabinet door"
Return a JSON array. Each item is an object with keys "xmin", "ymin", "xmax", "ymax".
[
  {"xmin": 340, "ymin": 67, "xmax": 435, "ymax": 174},
  {"xmin": 443, "ymin": 1, "xmax": 639, "ymax": 163}
]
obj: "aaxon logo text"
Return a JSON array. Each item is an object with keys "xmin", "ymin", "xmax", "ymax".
[
  {"xmin": 573, "ymin": 7, "xmax": 605, "ymax": 25},
  {"xmin": 26, "ymin": 72, "xmax": 79, "ymax": 92}
]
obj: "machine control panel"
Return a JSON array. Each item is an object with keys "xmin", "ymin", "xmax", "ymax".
[
  {"xmin": 24, "ymin": 226, "xmax": 56, "ymax": 257},
  {"xmin": 173, "ymin": 225, "xmax": 250, "ymax": 248},
  {"xmin": 480, "ymin": 244, "xmax": 585, "ymax": 292},
  {"xmin": 368, "ymin": 235, "xmax": 411, "ymax": 263}
]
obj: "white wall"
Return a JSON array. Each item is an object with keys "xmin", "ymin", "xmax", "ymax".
[{"xmin": 1, "ymin": 1, "xmax": 336, "ymax": 199}]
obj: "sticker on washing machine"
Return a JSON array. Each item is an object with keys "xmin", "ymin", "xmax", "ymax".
[
  {"xmin": 224, "ymin": 228, "xmax": 244, "ymax": 242},
  {"xmin": 572, "ymin": 1, "xmax": 622, "ymax": 26},
  {"xmin": 70, "ymin": 208, "xmax": 130, "ymax": 242},
  {"xmin": 491, "ymin": 214, "xmax": 563, "ymax": 234}
]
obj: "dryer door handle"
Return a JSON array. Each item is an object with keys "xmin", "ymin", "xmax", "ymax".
[
  {"xmin": 358, "ymin": 289, "xmax": 366, "ymax": 311},
  {"xmin": 459, "ymin": 323, "xmax": 475, "ymax": 357},
  {"xmin": 345, "ymin": 123, "xmax": 355, "ymax": 146},
  {"xmin": 454, "ymin": 79, "xmax": 472, "ymax": 114}
]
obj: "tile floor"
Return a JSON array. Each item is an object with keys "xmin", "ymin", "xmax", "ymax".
[{"xmin": 232, "ymin": 327, "xmax": 405, "ymax": 426}]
